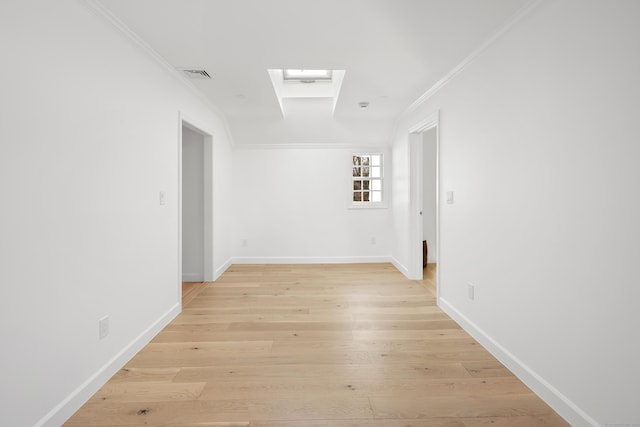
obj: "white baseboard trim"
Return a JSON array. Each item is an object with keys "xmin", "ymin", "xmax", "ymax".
[
  {"xmin": 390, "ymin": 256, "xmax": 410, "ymax": 278},
  {"xmin": 37, "ymin": 303, "xmax": 181, "ymax": 427},
  {"xmin": 231, "ymin": 256, "xmax": 392, "ymax": 265},
  {"xmin": 214, "ymin": 258, "xmax": 233, "ymax": 281},
  {"xmin": 438, "ymin": 298, "xmax": 598, "ymax": 427},
  {"xmin": 182, "ymin": 272, "xmax": 203, "ymax": 282}
]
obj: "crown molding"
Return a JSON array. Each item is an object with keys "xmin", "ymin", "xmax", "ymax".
[
  {"xmin": 404, "ymin": 0, "xmax": 544, "ymax": 115},
  {"xmin": 233, "ymin": 143, "xmax": 391, "ymax": 151},
  {"xmin": 84, "ymin": 0, "xmax": 236, "ymax": 147}
]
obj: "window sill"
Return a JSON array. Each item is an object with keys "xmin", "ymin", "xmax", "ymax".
[{"xmin": 348, "ymin": 202, "xmax": 388, "ymax": 210}]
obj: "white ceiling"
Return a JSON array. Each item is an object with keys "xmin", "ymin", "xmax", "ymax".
[{"xmin": 99, "ymin": 0, "xmax": 530, "ymax": 145}]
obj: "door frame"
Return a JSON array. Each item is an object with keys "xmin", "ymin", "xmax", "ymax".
[
  {"xmin": 408, "ymin": 110, "xmax": 440, "ymax": 294},
  {"xmin": 178, "ymin": 112, "xmax": 214, "ymax": 302}
]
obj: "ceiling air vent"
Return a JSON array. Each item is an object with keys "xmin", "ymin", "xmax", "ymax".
[{"xmin": 178, "ymin": 68, "xmax": 212, "ymax": 79}]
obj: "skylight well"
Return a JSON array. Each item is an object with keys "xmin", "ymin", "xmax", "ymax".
[
  {"xmin": 283, "ymin": 69, "xmax": 332, "ymax": 83},
  {"xmin": 268, "ymin": 68, "xmax": 345, "ymax": 117}
]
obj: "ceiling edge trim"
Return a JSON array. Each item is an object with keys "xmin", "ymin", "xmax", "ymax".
[
  {"xmin": 233, "ymin": 143, "xmax": 391, "ymax": 151},
  {"xmin": 404, "ymin": 0, "xmax": 544, "ymax": 115},
  {"xmin": 84, "ymin": 0, "xmax": 236, "ymax": 147}
]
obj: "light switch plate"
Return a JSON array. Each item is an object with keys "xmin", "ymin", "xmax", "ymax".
[{"xmin": 99, "ymin": 316, "xmax": 109, "ymax": 340}]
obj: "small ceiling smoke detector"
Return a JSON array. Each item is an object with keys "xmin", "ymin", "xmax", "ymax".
[
  {"xmin": 359, "ymin": 101, "xmax": 369, "ymax": 109},
  {"xmin": 178, "ymin": 68, "xmax": 212, "ymax": 79}
]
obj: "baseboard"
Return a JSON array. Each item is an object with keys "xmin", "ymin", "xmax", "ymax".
[
  {"xmin": 231, "ymin": 256, "xmax": 392, "ymax": 265},
  {"xmin": 36, "ymin": 303, "xmax": 181, "ymax": 427},
  {"xmin": 182, "ymin": 272, "xmax": 203, "ymax": 282},
  {"xmin": 390, "ymin": 256, "xmax": 410, "ymax": 277},
  {"xmin": 214, "ymin": 258, "xmax": 233, "ymax": 281},
  {"xmin": 438, "ymin": 298, "xmax": 598, "ymax": 427}
]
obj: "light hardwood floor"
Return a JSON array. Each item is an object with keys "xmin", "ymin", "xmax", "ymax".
[
  {"xmin": 182, "ymin": 281, "xmax": 208, "ymax": 308},
  {"xmin": 65, "ymin": 263, "xmax": 568, "ymax": 426}
]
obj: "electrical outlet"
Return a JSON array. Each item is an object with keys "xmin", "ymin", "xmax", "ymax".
[
  {"xmin": 242, "ymin": 239, "xmax": 248, "ymax": 247},
  {"xmin": 159, "ymin": 191, "xmax": 166, "ymax": 206},
  {"xmin": 468, "ymin": 283, "xmax": 475, "ymax": 301},
  {"xmin": 371, "ymin": 236, "xmax": 377, "ymax": 245},
  {"xmin": 99, "ymin": 316, "xmax": 109, "ymax": 340}
]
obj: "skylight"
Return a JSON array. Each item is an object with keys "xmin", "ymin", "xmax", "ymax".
[
  {"xmin": 268, "ymin": 69, "xmax": 346, "ymax": 117},
  {"xmin": 283, "ymin": 69, "xmax": 332, "ymax": 83}
]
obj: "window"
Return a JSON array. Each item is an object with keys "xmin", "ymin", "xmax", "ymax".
[
  {"xmin": 283, "ymin": 69, "xmax": 333, "ymax": 83},
  {"xmin": 352, "ymin": 153, "xmax": 383, "ymax": 204}
]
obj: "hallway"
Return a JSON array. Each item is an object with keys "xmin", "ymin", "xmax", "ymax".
[{"xmin": 66, "ymin": 264, "xmax": 566, "ymax": 426}]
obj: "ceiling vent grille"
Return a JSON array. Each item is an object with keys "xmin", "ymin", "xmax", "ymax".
[{"xmin": 179, "ymin": 68, "xmax": 212, "ymax": 79}]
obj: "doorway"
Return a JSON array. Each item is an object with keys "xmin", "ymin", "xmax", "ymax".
[
  {"xmin": 182, "ymin": 125, "xmax": 205, "ymax": 282},
  {"xmin": 408, "ymin": 111, "xmax": 440, "ymax": 297},
  {"xmin": 179, "ymin": 117, "xmax": 214, "ymax": 304},
  {"xmin": 422, "ymin": 127, "xmax": 437, "ymax": 268}
]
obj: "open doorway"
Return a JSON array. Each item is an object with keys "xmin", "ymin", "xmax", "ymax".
[
  {"xmin": 408, "ymin": 111, "xmax": 440, "ymax": 297},
  {"xmin": 182, "ymin": 125, "xmax": 205, "ymax": 282},
  {"xmin": 179, "ymin": 117, "xmax": 214, "ymax": 307},
  {"xmin": 421, "ymin": 127, "xmax": 438, "ymax": 293}
]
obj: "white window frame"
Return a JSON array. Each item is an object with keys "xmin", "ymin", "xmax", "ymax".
[
  {"xmin": 283, "ymin": 69, "xmax": 333, "ymax": 83},
  {"xmin": 349, "ymin": 152, "xmax": 387, "ymax": 209}
]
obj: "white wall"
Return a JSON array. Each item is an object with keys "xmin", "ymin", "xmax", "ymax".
[
  {"xmin": 213, "ymin": 130, "xmax": 234, "ymax": 278},
  {"xmin": 392, "ymin": 1, "xmax": 640, "ymax": 425},
  {"xmin": 422, "ymin": 128, "xmax": 437, "ymax": 263},
  {"xmin": 391, "ymin": 133, "xmax": 411, "ymax": 275},
  {"xmin": 182, "ymin": 126, "xmax": 204, "ymax": 281},
  {"xmin": 0, "ymin": 1, "xmax": 233, "ymax": 426},
  {"xmin": 228, "ymin": 115, "xmax": 392, "ymax": 147},
  {"xmin": 233, "ymin": 147, "xmax": 391, "ymax": 262}
]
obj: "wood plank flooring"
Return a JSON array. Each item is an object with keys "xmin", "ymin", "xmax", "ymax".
[
  {"xmin": 182, "ymin": 281, "xmax": 208, "ymax": 308},
  {"xmin": 65, "ymin": 263, "xmax": 568, "ymax": 426}
]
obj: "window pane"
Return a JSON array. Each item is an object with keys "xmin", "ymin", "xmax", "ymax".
[
  {"xmin": 284, "ymin": 69, "xmax": 332, "ymax": 81},
  {"xmin": 351, "ymin": 153, "xmax": 383, "ymax": 206}
]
